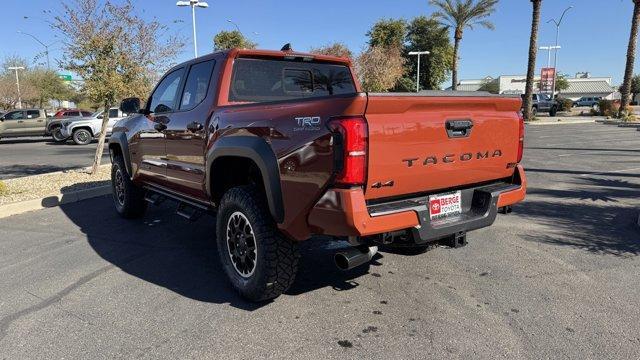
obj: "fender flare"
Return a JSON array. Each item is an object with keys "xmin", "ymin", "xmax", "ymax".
[
  {"xmin": 108, "ymin": 131, "xmax": 133, "ymax": 178},
  {"xmin": 206, "ymin": 136, "xmax": 284, "ymax": 223}
]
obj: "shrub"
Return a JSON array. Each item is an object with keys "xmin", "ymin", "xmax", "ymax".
[
  {"xmin": 557, "ymin": 98, "xmax": 574, "ymax": 111},
  {"xmin": 0, "ymin": 180, "xmax": 7, "ymax": 196},
  {"xmin": 597, "ymin": 99, "xmax": 619, "ymax": 117}
]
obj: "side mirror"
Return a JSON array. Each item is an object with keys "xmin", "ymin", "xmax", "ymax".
[{"xmin": 120, "ymin": 97, "xmax": 142, "ymax": 115}]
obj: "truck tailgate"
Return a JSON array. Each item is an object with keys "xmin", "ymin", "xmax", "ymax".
[{"xmin": 364, "ymin": 93, "xmax": 522, "ymax": 201}]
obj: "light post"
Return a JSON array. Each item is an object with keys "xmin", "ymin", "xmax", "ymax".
[
  {"xmin": 408, "ymin": 51, "xmax": 430, "ymax": 92},
  {"xmin": 227, "ymin": 19, "xmax": 240, "ymax": 32},
  {"xmin": 8, "ymin": 66, "xmax": 25, "ymax": 109},
  {"xmin": 17, "ymin": 31, "xmax": 53, "ymax": 69},
  {"xmin": 539, "ymin": 45, "xmax": 561, "ymax": 68},
  {"xmin": 176, "ymin": 0, "xmax": 209, "ymax": 58},
  {"xmin": 547, "ymin": 5, "xmax": 573, "ymax": 96}
]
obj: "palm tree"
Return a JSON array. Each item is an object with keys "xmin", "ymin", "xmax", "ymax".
[
  {"xmin": 430, "ymin": 0, "xmax": 499, "ymax": 90},
  {"xmin": 620, "ymin": 0, "xmax": 640, "ymax": 114},
  {"xmin": 523, "ymin": 0, "xmax": 542, "ymax": 121}
]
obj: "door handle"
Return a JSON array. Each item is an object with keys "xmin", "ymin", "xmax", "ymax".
[
  {"xmin": 154, "ymin": 122, "xmax": 167, "ymax": 132},
  {"xmin": 17, "ymin": 120, "xmax": 24, "ymax": 123},
  {"xmin": 445, "ymin": 119, "xmax": 473, "ymax": 138},
  {"xmin": 187, "ymin": 121, "xmax": 203, "ymax": 132}
]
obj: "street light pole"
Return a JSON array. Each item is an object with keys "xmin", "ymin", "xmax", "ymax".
[
  {"xmin": 17, "ymin": 31, "xmax": 52, "ymax": 69},
  {"xmin": 408, "ymin": 51, "xmax": 430, "ymax": 92},
  {"xmin": 227, "ymin": 19, "xmax": 240, "ymax": 32},
  {"xmin": 8, "ymin": 66, "xmax": 25, "ymax": 109},
  {"xmin": 539, "ymin": 45, "xmax": 561, "ymax": 68},
  {"xmin": 547, "ymin": 6, "xmax": 573, "ymax": 97},
  {"xmin": 177, "ymin": 0, "xmax": 209, "ymax": 58}
]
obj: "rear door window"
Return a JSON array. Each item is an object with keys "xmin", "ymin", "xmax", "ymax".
[
  {"xmin": 229, "ymin": 58, "xmax": 356, "ymax": 103},
  {"xmin": 26, "ymin": 110, "xmax": 40, "ymax": 118},
  {"xmin": 180, "ymin": 59, "xmax": 215, "ymax": 110}
]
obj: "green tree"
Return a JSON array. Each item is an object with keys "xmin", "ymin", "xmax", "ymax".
[
  {"xmin": 213, "ymin": 30, "xmax": 257, "ymax": 51},
  {"xmin": 523, "ymin": 0, "xmax": 542, "ymax": 121},
  {"xmin": 430, "ymin": 0, "xmax": 499, "ymax": 90},
  {"xmin": 309, "ymin": 43, "xmax": 353, "ymax": 59},
  {"xmin": 367, "ymin": 19, "xmax": 407, "ymax": 49},
  {"xmin": 53, "ymin": 0, "xmax": 184, "ymax": 174},
  {"xmin": 24, "ymin": 69, "xmax": 73, "ymax": 108},
  {"xmin": 630, "ymin": 74, "xmax": 640, "ymax": 102},
  {"xmin": 478, "ymin": 78, "xmax": 500, "ymax": 94},
  {"xmin": 555, "ymin": 74, "xmax": 569, "ymax": 93},
  {"xmin": 620, "ymin": 0, "xmax": 640, "ymax": 113},
  {"xmin": 404, "ymin": 16, "xmax": 454, "ymax": 90}
]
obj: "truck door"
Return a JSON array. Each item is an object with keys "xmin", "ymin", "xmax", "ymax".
[
  {"xmin": 164, "ymin": 59, "xmax": 216, "ymax": 201},
  {"xmin": 0, "ymin": 110, "xmax": 27, "ymax": 137},
  {"xmin": 136, "ymin": 66, "xmax": 185, "ymax": 186},
  {"xmin": 24, "ymin": 109, "xmax": 46, "ymax": 136}
]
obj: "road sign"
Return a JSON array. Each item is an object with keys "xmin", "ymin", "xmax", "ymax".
[
  {"xmin": 540, "ymin": 68, "xmax": 555, "ymax": 93},
  {"xmin": 58, "ymin": 74, "xmax": 72, "ymax": 81}
]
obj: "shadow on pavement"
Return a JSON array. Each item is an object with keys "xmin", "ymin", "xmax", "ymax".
[
  {"xmin": 526, "ymin": 147, "xmax": 640, "ymax": 153},
  {"xmin": 525, "ymin": 168, "xmax": 640, "ymax": 178},
  {"xmin": 514, "ymin": 199, "xmax": 640, "ymax": 257},
  {"xmin": 0, "ymin": 164, "xmax": 68, "ymax": 179},
  {"xmin": 58, "ymin": 195, "xmax": 373, "ymax": 309},
  {"xmin": 0, "ymin": 138, "xmax": 49, "ymax": 145}
]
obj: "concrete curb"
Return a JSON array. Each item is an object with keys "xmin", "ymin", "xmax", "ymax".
[{"xmin": 0, "ymin": 185, "xmax": 111, "ymax": 219}]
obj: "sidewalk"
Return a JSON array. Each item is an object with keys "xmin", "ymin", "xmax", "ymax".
[{"xmin": 525, "ymin": 116, "xmax": 603, "ymax": 125}]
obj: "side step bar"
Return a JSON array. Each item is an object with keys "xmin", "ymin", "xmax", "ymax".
[{"xmin": 143, "ymin": 185, "xmax": 213, "ymax": 221}]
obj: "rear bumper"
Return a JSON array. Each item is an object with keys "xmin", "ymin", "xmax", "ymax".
[{"xmin": 308, "ymin": 165, "xmax": 526, "ymax": 239}]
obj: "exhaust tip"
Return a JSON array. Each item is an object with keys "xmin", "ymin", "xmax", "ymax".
[
  {"xmin": 334, "ymin": 253, "xmax": 350, "ymax": 271},
  {"xmin": 334, "ymin": 246, "xmax": 378, "ymax": 271}
]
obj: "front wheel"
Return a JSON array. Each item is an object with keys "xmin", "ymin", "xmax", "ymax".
[
  {"xmin": 111, "ymin": 154, "xmax": 147, "ymax": 219},
  {"xmin": 549, "ymin": 106, "xmax": 558, "ymax": 117},
  {"xmin": 216, "ymin": 185, "xmax": 299, "ymax": 302},
  {"xmin": 72, "ymin": 128, "xmax": 92, "ymax": 145}
]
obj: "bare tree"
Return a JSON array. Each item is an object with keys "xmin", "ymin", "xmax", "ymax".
[
  {"xmin": 52, "ymin": 0, "xmax": 184, "ymax": 174},
  {"xmin": 356, "ymin": 46, "xmax": 405, "ymax": 92}
]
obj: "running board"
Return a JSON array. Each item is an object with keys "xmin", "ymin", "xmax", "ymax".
[
  {"xmin": 144, "ymin": 192, "xmax": 166, "ymax": 206},
  {"xmin": 143, "ymin": 185, "xmax": 213, "ymax": 222},
  {"xmin": 176, "ymin": 202, "xmax": 203, "ymax": 221}
]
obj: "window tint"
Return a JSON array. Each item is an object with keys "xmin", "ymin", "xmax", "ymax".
[
  {"xmin": 82, "ymin": 111, "xmax": 92, "ymax": 117},
  {"xmin": 26, "ymin": 110, "xmax": 40, "ymax": 118},
  {"xmin": 180, "ymin": 60, "xmax": 215, "ymax": 110},
  {"xmin": 149, "ymin": 68, "xmax": 183, "ymax": 113},
  {"xmin": 283, "ymin": 69, "xmax": 313, "ymax": 94},
  {"xmin": 5, "ymin": 111, "xmax": 24, "ymax": 120},
  {"xmin": 229, "ymin": 58, "xmax": 356, "ymax": 103},
  {"xmin": 108, "ymin": 109, "xmax": 119, "ymax": 118}
]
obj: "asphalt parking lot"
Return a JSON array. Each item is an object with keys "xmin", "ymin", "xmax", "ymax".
[
  {"xmin": 0, "ymin": 137, "xmax": 110, "ymax": 179},
  {"xmin": 0, "ymin": 123, "xmax": 638, "ymax": 359}
]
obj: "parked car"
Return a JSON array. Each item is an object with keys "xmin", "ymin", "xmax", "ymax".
[
  {"xmin": 109, "ymin": 48, "xmax": 527, "ymax": 302},
  {"xmin": 521, "ymin": 93, "xmax": 558, "ymax": 116},
  {"xmin": 53, "ymin": 108, "xmax": 93, "ymax": 118},
  {"xmin": 58, "ymin": 108, "xmax": 128, "ymax": 145},
  {"xmin": 573, "ymin": 96, "xmax": 602, "ymax": 108},
  {"xmin": 0, "ymin": 109, "xmax": 48, "ymax": 140}
]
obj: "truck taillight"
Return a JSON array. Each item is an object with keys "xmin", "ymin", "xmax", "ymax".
[
  {"xmin": 328, "ymin": 116, "xmax": 368, "ymax": 186},
  {"xmin": 517, "ymin": 112, "xmax": 525, "ymax": 163}
]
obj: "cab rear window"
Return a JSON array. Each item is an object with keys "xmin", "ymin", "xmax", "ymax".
[{"xmin": 229, "ymin": 58, "xmax": 356, "ymax": 103}]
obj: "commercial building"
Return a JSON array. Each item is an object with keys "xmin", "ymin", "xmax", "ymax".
[{"xmin": 450, "ymin": 73, "xmax": 617, "ymax": 101}]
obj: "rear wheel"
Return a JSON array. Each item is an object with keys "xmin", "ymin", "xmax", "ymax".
[
  {"xmin": 72, "ymin": 128, "xmax": 92, "ymax": 145},
  {"xmin": 111, "ymin": 153, "xmax": 147, "ymax": 219},
  {"xmin": 51, "ymin": 127, "xmax": 67, "ymax": 142},
  {"xmin": 531, "ymin": 106, "xmax": 538, "ymax": 117},
  {"xmin": 216, "ymin": 185, "xmax": 299, "ymax": 302}
]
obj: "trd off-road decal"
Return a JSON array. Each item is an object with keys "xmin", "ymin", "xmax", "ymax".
[{"xmin": 293, "ymin": 116, "xmax": 321, "ymax": 132}]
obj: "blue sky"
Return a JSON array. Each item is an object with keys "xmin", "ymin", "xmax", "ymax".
[{"xmin": 0, "ymin": 0, "xmax": 635, "ymax": 86}]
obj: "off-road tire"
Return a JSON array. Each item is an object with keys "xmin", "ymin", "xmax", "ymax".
[
  {"xmin": 549, "ymin": 106, "xmax": 558, "ymax": 117},
  {"xmin": 531, "ymin": 106, "xmax": 538, "ymax": 117},
  {"xmin": 51, "ymin": 127, "xmax": 68, "ymax": 142},
  {"xmin": 216, "ymin": 185, "xmax": 299, "ymax": 302},
  {"xmin": 111, "ymin": 154, "xmax": 147, "ymax": 219},
  {"xmin": 72, "ymin": 128, "xmax": 92, "ymax": 145}
]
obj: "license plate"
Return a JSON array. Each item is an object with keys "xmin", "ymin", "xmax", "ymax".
[{"xmin": 428, "ymin": 191, "xmax": 462, "ymax": 220}]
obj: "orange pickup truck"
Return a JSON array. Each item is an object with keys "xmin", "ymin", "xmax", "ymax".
[{"xmin": 109, "ymin": 47, "xmax": 526, "ymax": 301}]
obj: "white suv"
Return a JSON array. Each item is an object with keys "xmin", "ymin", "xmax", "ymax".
[{"xmin": 59, "ymin": 108, "xmax": 128, "ymax": 145}]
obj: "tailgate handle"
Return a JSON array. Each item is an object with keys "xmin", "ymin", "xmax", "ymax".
[{"xmin": 445, "ymin": 120, "xmax": 473, "ymax": 138}]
